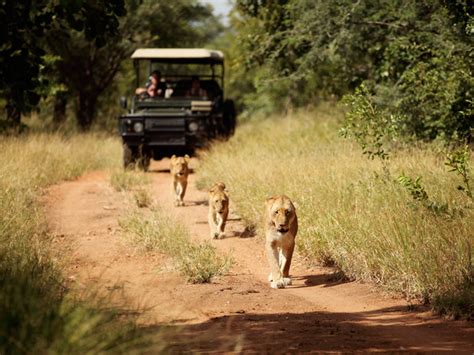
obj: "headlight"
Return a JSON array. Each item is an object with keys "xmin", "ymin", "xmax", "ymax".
[
  {"xmin": 133, "ymin": 122, "xmax": 144, "ymax": 133},
  {"xmin": 188, "ymin": 121, "xmax": 199, "ymax": 132}
]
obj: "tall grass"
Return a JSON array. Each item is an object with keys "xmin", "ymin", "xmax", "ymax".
[
  {"xmin": 120, "ymin": 207, "xmax": 233, "ymax": 283},
  {"xmin": 197, "ymin": 105, "xmax": 474, "ymax": 318},
  {"xmin": 0, "ymin": 133, "xmax": 147, "ymax": 352}
]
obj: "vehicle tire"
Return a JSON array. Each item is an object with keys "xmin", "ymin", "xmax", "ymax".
[
  {"xmin": 223, "ymin": 99, "xmax": 236, "ymax": 137},
  {"xmin": 123, "ymin": 143, "xmax": 136, "ymax": 169}
]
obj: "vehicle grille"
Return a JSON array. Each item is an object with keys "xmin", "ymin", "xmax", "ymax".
[{"xmin": 145, "ymin": 118, "xmax": 186, "ymax": 146}]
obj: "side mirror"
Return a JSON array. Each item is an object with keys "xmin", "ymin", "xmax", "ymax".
[{"xmin": 119, "ymin": 96, "xmax": 127, "ymax": 109}]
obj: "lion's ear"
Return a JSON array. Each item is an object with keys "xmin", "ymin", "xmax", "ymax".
[
  {"xmin": 265, "ymin": 196, "xmax": 277, "ymax": 208},
  {"xmin": 209, "ymin": 182, "xmax": 225, "ymax": 193},
  {"xmin": 184, "ymin": 154, "xmax": 190, "ymax": 163},
  {"xmin": 170, "ymin": 155, "xmax": 177, "ymax": 162},
  {"xmin": 292, "ymin": 201, "xmax": 299, "ymax": 210}
]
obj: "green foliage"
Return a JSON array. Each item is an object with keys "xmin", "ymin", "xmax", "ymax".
[
  {"xmin": 341, "ymin": 85, "xmax": 398, "ymax": 161},
  {"xmin": 233, "ymin": 0, "xmax": 473, "ymax": 141},
  {"xmin": 397, "ymin": 173, "xmax": 450, "ymax": 215},
  {"xmin": 397, "ymin": 174, "xmax": 429, "ymax": 202},
  {"xmin": 49, "ymin": 0, "xmax": 222, "ymax": 130},
  {"xmin": 1, "ymin": 0, "xmax": 222, "ymax": 130},
  {"xmin": 445, "ymin": 145, "xmax": 473, "ymax": 200},
  {"xmin": 0, "ymin": 1, "xmax": 125, "ymax": 127}
]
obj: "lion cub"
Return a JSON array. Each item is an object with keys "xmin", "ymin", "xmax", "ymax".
[
  {"xmin": 170, "ymin": 155, "xmax": 190, "ymax": 206},
  {"xmin": 265, "ymin": 195, "xmax": 298, "ymax": 289},
  {"xmin": 208, "ymin": 182, "xmax": 229, "ymax": 239}
]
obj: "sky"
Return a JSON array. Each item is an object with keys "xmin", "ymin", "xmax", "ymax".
[{"xmin": 199, "ymin": 0, "xmax": 233, "ymax": 25}]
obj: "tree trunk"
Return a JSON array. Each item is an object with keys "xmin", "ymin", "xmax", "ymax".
[
  {"xmin": 53, "ymin": 93, "xmax": 67, "ymax": 125},
  {"xmin": 6, "ymin": 103, "xmax": 21, "ymax": 127},
  {"xmin": 76, "ymin": 92, "xmax": 98, "ymax": 131}
]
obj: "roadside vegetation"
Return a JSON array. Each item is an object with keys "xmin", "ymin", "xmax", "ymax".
[
  {"xmin": 120, "ymin": 204, "xmax": 233, "ymax": 284},
  {"xmin": 1, "ymin": 0, "xmax": 472, "ymax": 330},
  {"xmin": 197, "ymin": 105, "xmax": 473, "ymax": 318},
  {"xmin": 110, "ymin": 169, "xmax": 151, "ymax": 192},
  {"xmin": 0, "ymin": 133, "xmax": 151, "ymax": 353}
]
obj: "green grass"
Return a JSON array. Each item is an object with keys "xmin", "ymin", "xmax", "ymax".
[
  {"xmin": 120, "ymin": 207, "xmax": 233, "ymax": 283},
  {"xmin": 0, "ymin": 133, "xmax": 148, "ymax": 353},
  {"xmin": 196, "ymin": 104, "xmax": 474, "ymax": 318}
]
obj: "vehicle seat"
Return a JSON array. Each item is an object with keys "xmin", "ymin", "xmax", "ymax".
[
  {"xmin": 172, "ymin": 80, "xmax": 191, "ymax": 97},
  {"xmin": 201, "ymin": 80, "xmax": 222, "ymax": 99}
]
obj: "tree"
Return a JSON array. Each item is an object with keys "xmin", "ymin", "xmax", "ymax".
[
  {"xmin": 234, "ymin": 0, "xmax": 473, "ymax": 141},
  {"xmin": 45, "ymin": 0, "xmax": 222, "ymax": 130},
  {"xmin": 0, "ymin": 0, "xmax": 125, "ymax": 129}
]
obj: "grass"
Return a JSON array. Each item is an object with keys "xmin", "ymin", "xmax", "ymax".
[
  {"xmin": 134, "ymin": 188, "xmax": 153, "ymax": 208},
  {"xmin": 110, "ymin": 168, "xmax": 153, "ymax": 208},
  {"xmin": 110, "ymin": 169, "xmax": 151, "ymax": 192},
  {"xmin": 196, "ymin": 104, "xmax": 474, "ymax": 318},
  {"xmin": 0, "ymin": 133, "xmax": 148, "ymax": 353},
  {"xmin": 120, "ymin": 207, "xmax": 233, "ymax": 283}
]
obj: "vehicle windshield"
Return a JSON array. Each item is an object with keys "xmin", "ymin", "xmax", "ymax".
[{"xmin": 134, "ymin": 61, "xmax": 223, "ymax": 100}]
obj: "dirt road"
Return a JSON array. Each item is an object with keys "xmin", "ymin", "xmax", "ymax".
[{"xmin": 44, "ymin": 159, "xmax": 474, "ymax": 352}]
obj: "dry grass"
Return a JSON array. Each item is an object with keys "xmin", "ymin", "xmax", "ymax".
[
  {"xmin": 0, "ymin": 133, "xmax": 148, "ymax": 353},
  {"xmin": 110, "ymin": 169, "xmax": 151, "ymax": 192},
  {"xmin": 197, "ymin": 104, "xmax": 474, "ymax": 318},
  {"xmin": 120, "ymin": 207, "xmax": 233, "ymax": 283},
  {"xmin": 134, "ymin": 188, "xmax": 153, "ymax": 208}
]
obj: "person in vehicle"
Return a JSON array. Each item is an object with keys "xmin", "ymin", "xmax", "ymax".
[
  {"xmin": 135, "ymin": 70, "xmax": 166, "ymax": 97},
  {"xmin": 185, "ymin": 76, "xmax": 207, "ymax": 97}
]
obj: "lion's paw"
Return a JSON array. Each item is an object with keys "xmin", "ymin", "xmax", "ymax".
[
  {"xmin": 282, "ymin": 277, "xmax": 292, "ymax": 286},
  {"xmin": 270, "ymin": 279, "xmax": 285, "ymax": 289}
]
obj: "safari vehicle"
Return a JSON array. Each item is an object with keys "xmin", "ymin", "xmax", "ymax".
[{"xmin": 119, "ymin": 48, "xmax": 236, "ymax": 169}]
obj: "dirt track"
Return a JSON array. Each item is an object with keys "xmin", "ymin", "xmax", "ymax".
[{"xmin": 44, "ymin": 159, "xmax": 474, "ymax": 352}]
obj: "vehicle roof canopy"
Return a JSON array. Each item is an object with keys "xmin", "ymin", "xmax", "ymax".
[{"xmin": 131, "ymin": 48, "xmax": 224, "ymax": 64}]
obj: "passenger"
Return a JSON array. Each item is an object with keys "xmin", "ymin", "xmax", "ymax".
[
  {"xmin": 135, "ymin": 70, "xmax": 166, "ymax": 97},
  {"xmin": 185, "ymin": 76, "xmax": 207, "ymax": 97}
]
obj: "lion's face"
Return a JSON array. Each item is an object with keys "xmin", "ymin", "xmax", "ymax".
[
  {"xmin": 170, "ymin": 155, "xmax": 190, "ymax": 177},
  {"xmin": 266, "ymin": 195, "xmax": 296, "ymax": 233},
  {"xmin": 209, "ymin": 183, "xmax": 228, "ymax": 214}
]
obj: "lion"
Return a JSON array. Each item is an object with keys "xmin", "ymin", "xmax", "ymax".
[
  {"xmin": 170, "ymin": 155, "xmax": 190, "ymax": 206},
  {"xmin": 208, "ymin": 182, "xmax": 229, "ymax": 239},
  {"xmin": 264, "ymin": 195, "xmax": 298, "ymax": 289}
]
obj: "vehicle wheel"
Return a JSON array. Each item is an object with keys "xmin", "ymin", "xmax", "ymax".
[
  {"xmin": 223, "ymin": 99, "xmax": 236, "ymax": 137},
  {"xmin": 123, "ymin": 144, "xmax": 137, "ymax": 169}
]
